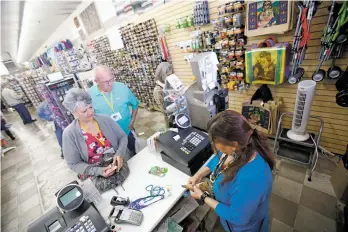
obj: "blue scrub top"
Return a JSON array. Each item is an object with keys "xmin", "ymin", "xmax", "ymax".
[
  {"xmin": 206, "ymin": 152, "xmax": 272, "ymax": 232},
  {"xmin": 89, "ymin": 82, "xmax": 139, "ymax": 135}
]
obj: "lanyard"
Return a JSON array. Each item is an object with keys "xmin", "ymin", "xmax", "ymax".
[
  {"xmin": 80, "ymin": 120, "xmax": 106, "ymax": 146},
  {"xmin": 100, "ymin": 89, "xmax": 114, "ymax": 113}
]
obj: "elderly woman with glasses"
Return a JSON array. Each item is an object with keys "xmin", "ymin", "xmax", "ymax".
[{"xmin": 62, "ymin": 88, "xmax": 130, "ymax": 192}]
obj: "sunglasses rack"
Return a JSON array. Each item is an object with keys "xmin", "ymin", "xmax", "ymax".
[{"xmin": 91, "ymin": 19, "xmax": 162, "ymax": 109}]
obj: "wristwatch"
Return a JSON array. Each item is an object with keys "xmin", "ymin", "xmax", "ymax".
[{"xmin": 199, "ymin": 191, "xmax": 210, "ymax": 205}]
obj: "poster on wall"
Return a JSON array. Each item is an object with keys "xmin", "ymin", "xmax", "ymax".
[
  {"xmin": 80, "ymin": 2, "xmax": 102, "ymax": 35},
  {"xmin": 245, "ymin": 46, "xmax": 289, "ymax": 85},
  {"xmin": 246, "ymin": 0, "xmax": 294, "ymax": 37},
  {"xmin": 74, "ymin": 17, "xmax": 80, "ymax": 28}
]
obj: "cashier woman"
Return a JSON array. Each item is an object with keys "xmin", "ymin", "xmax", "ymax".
[{"xmin": 187, "ymin": 110, "xmax": 274, "ymax": 232}]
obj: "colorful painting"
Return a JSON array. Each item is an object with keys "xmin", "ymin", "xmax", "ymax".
[
  {"xmin": 247, "ymin": 1, "xmax": 293, "ymax": 36},
  {"xmin": 245, "ymin": 47, "xmax": 288, "ymax": 85}
]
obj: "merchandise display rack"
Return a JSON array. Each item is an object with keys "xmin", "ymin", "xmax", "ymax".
[
  {"xmin": 16, "ymin": 73, "xmax": 46, "ymax": 108},
  {"xmin": 91, "ymin": 19, "xmax": 162, "ymax": 108}
]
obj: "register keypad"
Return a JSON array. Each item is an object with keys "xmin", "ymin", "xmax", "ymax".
[
  {"xmin": 66, "ymin": 215, "xmax": 96, "ymax": 232},
  {"xmin": 181, "ymin": 132, "xmax": 204, "ymax": 154}
]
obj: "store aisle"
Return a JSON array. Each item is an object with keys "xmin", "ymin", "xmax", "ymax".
[{"xmin": 1, "ymin": 108, "xmax": 339, "ymax": 232}]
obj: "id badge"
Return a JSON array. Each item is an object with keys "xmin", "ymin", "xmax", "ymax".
[{"xmin": 111, "ymin": 112, "xmax": 122, "ymax": 122}]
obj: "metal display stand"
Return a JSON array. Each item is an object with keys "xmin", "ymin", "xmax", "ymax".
[{"xmin": 273, "ymin": 112, "xmax": 324, "ymax": 181}]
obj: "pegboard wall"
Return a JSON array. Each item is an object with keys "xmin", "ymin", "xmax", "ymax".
[{"xmin": 115, "ymin": 0, "xmax": 348, "ymax": 154}]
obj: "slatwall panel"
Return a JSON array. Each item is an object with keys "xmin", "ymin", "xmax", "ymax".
[{"xmin": 124, "ymin": 0, "xmax": 348, "ymax": 154}]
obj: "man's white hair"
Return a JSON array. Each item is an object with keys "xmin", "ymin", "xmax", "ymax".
[{"xmin": 95, "ymin": 65, "xmax": 112, "ymax": 81}]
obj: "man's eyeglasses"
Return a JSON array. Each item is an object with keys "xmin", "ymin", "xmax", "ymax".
[{"xmin": 99, "ymin": 78, "xmax": 115, "ymax": 85}]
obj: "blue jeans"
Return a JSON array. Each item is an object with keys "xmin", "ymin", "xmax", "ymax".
[
  {"xmin": 54, "ymin": 121, "xmax": 63, "ymax": 148},
  {"xmin": 13, "ymin": 103, "xmax": 33, "ymax": 124}
]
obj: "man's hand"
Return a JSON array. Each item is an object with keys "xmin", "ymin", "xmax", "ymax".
[
  {"xmin": 102, "ymin": 165, "xmax": 115, "ymax": 177},
  {"xmin": 112, "ymin": 155, "xmax": 124, "ymax": 172},
  {"xmin": 190, "ymin": 184, "xmax": 203, "ymax": 200},
  {"xmin": 129, "ymin": 121, "xmax": 135, "ymax": 130}
]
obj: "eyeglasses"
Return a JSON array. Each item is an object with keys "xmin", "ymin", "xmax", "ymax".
[{"xmin": 99, "ymin": 77, "xmax": 115, "ymax": 85}]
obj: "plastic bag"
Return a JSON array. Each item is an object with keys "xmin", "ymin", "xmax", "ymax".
[{"xmin": 131, "ymin": 130, "xmax": 146, "ymax": 154}]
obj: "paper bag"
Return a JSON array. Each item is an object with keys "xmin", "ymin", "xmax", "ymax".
[{"xmin": 242, "ymin": 100, "xmax": 282, "ymax": 135}]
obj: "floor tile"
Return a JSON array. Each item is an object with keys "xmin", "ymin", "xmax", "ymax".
[
  {"xmin": 18, "ymin": 185, "xmax": 38, "ymax": 204},
  {"xmin": 19, "ymin": 194, "xmax": 40, "ymax": 215},
  {"xmin": 271, "ymin": 218, "xmax": 293, "ymax": 232},
  {"xmin": 1, "ymin": 168, "xmax": 17, "ymax": 182},
  {"xmin": 1, "ymin": 181, "xmax": 18, "ymax": 196},
  {"xmin": 299, "ymin": 186, "xmax": 337, "ymax": 220},
  {"xmin": 269, "ymin": 193, "xmax": 299, "ymax": 227},
  {"xmin": 17, "ymin": 179, "xmax": 36, "ymax": 195},
  {"xmin": 272, "ymin": 176, "xmax": 303, "ymax": 204},
  {"xmin": 1, "ymin": 218, "xmax": 18, "ymax": 232},
  {"xmin": 18, "ymin": 204, "xmax": 42, "ymax": 230},
  {"xmin": 1, "ymin": 207, "xmax": 18, "ymax": 228},
  {"xmin": 1, "ymin": 191, "xmax": 17, "ymax": 205},
  {"xmin": 278, "ymin": 161, "xmax": 306, "ymax": 184},
  {"xmin": 304, "ymin": 171, "xmax": 336, "ymax": 197},
  {"xmin": 17, "ymin": 172, "xmax": 34, "ymax": 185},
  {"xmin": 294, "ymin": 205, "xmax": 336, "ymax": 232},
  {"xmin": 315, "ymin": 157, "xmax": 337, "ymax": 176},
  {"xmin": 2, "ymin": 197, "xmax": 18, "ymax": 215},
  {"xmin": 16, "ymin": 165, "xmax": 34, "ymax": 180},
  {"xmin": 16, "ymin": 158, "xmax": 32, "ymax": 170},
  {"xmin": 1, "ymin": 164, "xmax": 16, "ymax": 175}
]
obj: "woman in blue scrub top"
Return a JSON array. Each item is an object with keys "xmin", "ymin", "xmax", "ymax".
[{"xmin": 188, "ymin": 110, "xmax": 274, "ymax": 232}]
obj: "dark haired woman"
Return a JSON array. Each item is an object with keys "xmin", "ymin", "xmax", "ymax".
[{"xmin": 187, "ymin": 110, "xmax": 274, "ymax": 232}]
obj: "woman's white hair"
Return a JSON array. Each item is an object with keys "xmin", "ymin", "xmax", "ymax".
[{"xmin": 62, "ymin": 88, "xmax": 92, "ymax": 113}]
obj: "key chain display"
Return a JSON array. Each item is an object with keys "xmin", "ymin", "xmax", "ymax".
[
  {"xmin": 91, "ymin": 19, "xmax": 162, "ymax": 109},
  {"xmin": 210, "ymin": 1, "xmax": 248, "ymax": 91}
]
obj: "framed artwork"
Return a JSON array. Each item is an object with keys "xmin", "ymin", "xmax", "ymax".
[
  {"xmin": 246, "ymin": 1, "xmax": 294, "ymax": 37},
  {"xmin": 74, "ymin": 17, "xmax": 80, "ymax": 28},
  {"xmin": 245, "ymin": 46, "xmax": 288, "ymax": 85}
]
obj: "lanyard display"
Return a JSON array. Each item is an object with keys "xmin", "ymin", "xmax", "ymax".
[
  {"xmin": 128, "ymin": 185, "xmax": 166, "ymax": 210},
  {"xmin": 100, "ymin": 89, "xmax": 115, "ymax": 113},
  {"xmin": 80, "ymin": 120, "xmax": 106, "ymax": 146}
]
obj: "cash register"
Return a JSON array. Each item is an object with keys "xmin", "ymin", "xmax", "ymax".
[
  {"xmin": 157, "ymin": 127, "xmax": 212, "ymax": 176},
  {"xmin": 27, "ymin": 182, "xmax": 110, "ymax": 232}
]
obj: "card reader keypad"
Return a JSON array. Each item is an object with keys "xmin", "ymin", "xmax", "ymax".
[{"xmin": 66, "ymin": 215, "xmax": 96, "ymax": 232}]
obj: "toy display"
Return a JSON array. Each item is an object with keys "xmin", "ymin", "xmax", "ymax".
[
  {"xmin": 288, "ymin": 1, "xmax": 320, "ymax": 84},
  {"xmin": 246, "ymin": 1, "xmax": 294, "ymax": 37},
  {"xmin": 312, "ymin": 1, "xmax": 348, "ymax": 82}
]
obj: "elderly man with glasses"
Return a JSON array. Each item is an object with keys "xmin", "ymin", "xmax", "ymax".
[{"xmin": 89, "ymin": 65, "xmax": 139, "ymax": 157}]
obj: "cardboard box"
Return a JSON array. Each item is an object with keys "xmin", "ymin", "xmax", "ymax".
[{"xmin": 330, "ymin": 160, "xmax": 348, "ymax": 204}]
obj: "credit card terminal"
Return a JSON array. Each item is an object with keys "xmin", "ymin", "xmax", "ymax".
[{"xmin": 112, "ymin": 208, "xmax": 143, "ymax": 226}]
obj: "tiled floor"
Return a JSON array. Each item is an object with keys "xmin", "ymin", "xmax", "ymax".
[{"xmin": 1, "ymin": 108, "xmax": 340, "ymax": 232}]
